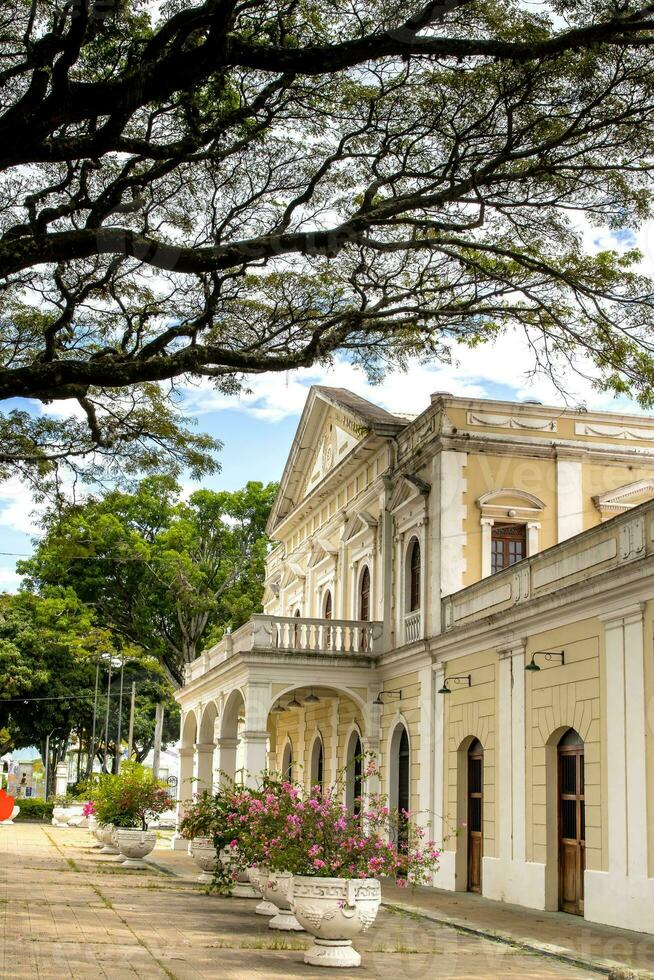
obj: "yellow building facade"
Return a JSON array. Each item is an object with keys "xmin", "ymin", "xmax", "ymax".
[{"xmin": 176, "ymin": 386, "xmax": 654, "ymax": 933}]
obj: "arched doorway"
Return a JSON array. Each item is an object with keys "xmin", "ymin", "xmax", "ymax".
[
  {"xmin": 359, "ymin": 566, "xmax": 370, "ymax": 650},
  {"xmin": 323, "ymin": 590, "xmax": 332, "ymax": 649},
  {"xmin": 467, "ymin": 739, "xmax": 483, "ymax": 893},
  {"xmin": 558, "ymin": 728, "xmax": 585, "ymax": 915},
  {"xmin": 389, "ymin": 724, "xmax": 410, "ymax": 848},
  {"xmin": 408, "ymin": 538, "xmax": 421, "ymax": 611},
  {"xmin": 293, "ymin": 607, "xmax": 301, "ymax": 649}
]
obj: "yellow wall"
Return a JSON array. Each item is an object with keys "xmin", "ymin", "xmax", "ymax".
[
  {"xmin": 379, "ymin": 671, "xmax": 422, "ymax": 813},
  {"xmin": 442, "ymin": 649, "xmax": 496, "ymax": 857},
  {"xmin": 525, "ymin": 620, "xmax": 604, "ymax": 872},
  {"xmin": 643, "ymin": 600, "xmax": 654, "ymax": 878},
  {"xmin": 582, "ymin": 462, "xmax": 654, "ymax": 531}
]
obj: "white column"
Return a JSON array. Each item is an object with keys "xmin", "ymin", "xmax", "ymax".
[
  {"xmin": 432, "ymin": 663, "xmax": 455, "ymax": 889},
  {"xmin": 440, "ymin": 450, "xmax": 467, "ymax": 595},
  {"xmin": 511, "ymin": 650, "xmax": 526, "ymax": 864},
  {"xmin": 215, "ymin": 737, "xmax": 238, "ymax": 785},
  {"xmin": 526, "ymin": 522, "xmax": 540, "ymax": 559},
  {"xmin": 496, "ymin": 655, "xmax": 513, "ymax": 864},
  {"xmin": 556, "ymin": 455, "xmax": 583, "ymax": 541},
  {"xmin": 481, "ymin": 518, "xmax": 494, "ymax": 578},
  {"xmin": 240, "ymin": 732, "xmax": 269, "ymax": 788},
  {"xmin": 585, "ymin": 605, "xmax": 654, "ymax": 932},
  {"xmin": 194, "ymin": 742, "xmax": 214, "ymax": 794},
  {"xmin": 55, "ymin": 763, "xmax": 68, "ymax": 797}
]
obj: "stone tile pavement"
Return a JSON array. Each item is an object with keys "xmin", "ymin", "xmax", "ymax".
[{"xmin": 0, "ymin": 823, "xmax": 645, "ymax": 979}]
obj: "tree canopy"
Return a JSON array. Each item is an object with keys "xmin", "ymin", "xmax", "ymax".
[
  {"xmin": 0, "ymin": 588, "xmax": 178, "ymax": 777},
  {"xmin": 19, "ymin": 476, "xmax": 278, "ymax": 686},
  {"xmin": 3, "ymin": 1, "xmax": 654, "ymax": 486}
]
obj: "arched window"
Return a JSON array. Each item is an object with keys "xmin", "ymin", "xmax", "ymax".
[
  {"xmin": 346, "ymin": 731, "xmax": 363, "ymax": 816},
  {"xmin": 323, "ymin": 589, "xmax": 332, "ymax": 649},
  {"xmin": 491, "ymin": 523, "xmax": 527, "ymax": 574},
  {"xmin": 310, "ymin": 735, "xmax": 324, "ymax": 791},
  {"xmin": 389, "ymin": 724, "xmax": 410, "ymax": 850},
  {"xmin": 360, "ymin": 566, "xmax": 370, "ymax": 621},
  {"xmin": 409, "ymin": 538, "xmax": 421, "ymax": 611},
  {"xmin": 293, "ymin": 607, "xmax": 301, "ymax": 648},
  {"xmin": 281, "ymin": 741, "xmax": 293, "ymax": 782}
]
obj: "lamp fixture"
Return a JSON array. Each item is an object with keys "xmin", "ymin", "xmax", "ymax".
[
  {"xmin": 525, "ymin": 650, "xmax": 565, "ymax": 672},
  {"xmin": 372, "ymin": 689, "xmax": 402, "ymax": 706},
  {"xmin": 272, "ymin": 702, "xmax": 287, "ymax": 713},
  {"xmin": 438, "ymin": 674, "xmax": 472, "ymax": 695},
  {"xmin": 303, "ymin": 689, "xmax": 320, "ymax": 704},
  {"xmin": 287, "ymin": 695, "xmax": 304, "ymax": 709}
]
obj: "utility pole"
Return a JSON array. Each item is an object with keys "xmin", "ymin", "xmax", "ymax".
[
  {"xmin": 87, "ymin": 657, "xmax": 100, "ymax": 778},
  {"xmin": 115, "ymin": 655, "xmax": 125, "ymax": 773},
  {"xmin": 102, "ymin": 656, "xmax": 112, "ymax": 773},
  {"xmin": 152, "ymin": 703, "xmax": 164, "ymax": 779},
  {"xmin": 127, "ymin": 682, "xmax": 136, "ymax": 760}
]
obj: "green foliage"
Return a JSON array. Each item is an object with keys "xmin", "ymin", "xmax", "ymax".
[
  {"xmin": 14, "ymin": 798, "xmax": 54, "ymax": 822},
  {"xmin": 20, "ymin": 477, "xmax": 278, "ymax": 686},
  {"xmin": 89, "ymin": 762, "xmax": 170, "ymax": 830}
]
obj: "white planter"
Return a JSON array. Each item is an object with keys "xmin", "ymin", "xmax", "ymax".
[
  {"xmin": 97, "ymin": 823, "xmax": 120, "ymax": 855},
  {"xmin": 87, "ymin": 815, "xmax": 102, "ymax": 848},
  {"xmin": 291, "ymin": 876, "xmax": 381, "ymax": 968},
  {"xmin": 247, "ymin": 866, "xmax": 277, "ymax": 916},
  {"xmin": 115, "ymin": 828, "xmax": 157, "ymax": 869},
  {"xmin": 191, "ymin": 837, "xmax": 219, "ymax": 884},
  {"xmin": 262, "ymin": 871, "xmax": 304, "ymax": 931},
  {"xmin": 51, "ymin": 806, "xmax": 70, "ymax": 828},
  {"xmin": 51, "ymin": 804, "xmax": 86, "ymax": 828},
  {"xmin": 111, "ymin": 827, "xmax": 127, "ymax": 862},
  {"xmin": 220, "ymin": 849, "xmax": 259, "ymax": 898}
]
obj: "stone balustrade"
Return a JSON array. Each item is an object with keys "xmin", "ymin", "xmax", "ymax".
[
  {"xmin": 403, "ymin": 610, "xmax": 421, "ymax": 644},
  {"xmin": 184, "ymin": 614, "xmax": 383, "ymax": 682}
]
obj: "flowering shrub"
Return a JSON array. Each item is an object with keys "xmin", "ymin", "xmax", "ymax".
[
  {"xmin": 82, "ymin": 800, "xmax": 96, "ymax": 818},
  {"xmin": 89, "ymin": 763, "xmax": 170, "ymax": 830},
  {"xmin": 192, "ymin": 764, "xmax": 442, "ymax": 889}
]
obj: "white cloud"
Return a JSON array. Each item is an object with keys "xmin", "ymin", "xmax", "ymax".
[
  {"xmin": 178, "ymin": 327, "xmax": 645, "ymax": 428},
  {"xmin": 0, "ymin": 568, "xmax": 23, "ymax": 593},
  {"xmin": 0, "ymin": 478, "xmax": 42, "ymax": 536}
]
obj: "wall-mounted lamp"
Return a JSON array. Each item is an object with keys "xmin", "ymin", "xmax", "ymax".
[
  {"xmin": 438, "ymin": 674, "xmax": 472, "ymax": 695},
  {"xmin": 304, "ymin": 690, "xmax": 320, "ymax": 704},
  {"xmin": 372, "ymin": 689, "xmax": 402, "ymax": 706},
  {"xmin": 525, "ymin": 650, "xmax": 565, "ymax": 672}
]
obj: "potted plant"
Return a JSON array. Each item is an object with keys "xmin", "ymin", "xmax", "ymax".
[
  {"xmin": 180, "ymin": 791, "xmax": 224, "ymax": 884},
  {"xmin": 92, "ymin": 763, "xmax": 170, "ymax": 868},
  {"xmin": 247, "ymin": 767, "xmax": 441, "ymax": 967}
]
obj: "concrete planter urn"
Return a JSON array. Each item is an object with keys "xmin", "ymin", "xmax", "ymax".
[
  {"xmin": 262, "ymin": 871, "xmax": 304, "ymax": 931},
  {"xmin": 247, "ymin": 866, "xmax": 277, "ymax": 916},
  {"xmin": 220, "ymin": 849, "xmax": 259, "ymax": 898},
  {"xmin": 51, "ymin": 806, "xmax": 70, "ymax": 828},
  {"xmin": 51, "ymin": 804, "xmax": 86, "ymax": 828},
  {"xmin": 0, "ymin": 805, "xmax": 19, "ymax": 825},
  {"xmin": 190, "ymin": 837, "xmax": 219, "ymax": 884},
  {"xmin": 111, "ymin": 827, "xmax": 127, "ymax": 862},
  {"xmin": 87, "ymin": 815, "xmax": 102, "ymax": 848},
  {"xmin": 290, "ymin": 876, "xmax": 381, "ymax": 968},
  {"xmin": 97, "ymin": 823, "xmax": 120, "ymax": 855},
  {"xmin": 115, "ymin": 828, "xmax": 157, "ymax": 869}
]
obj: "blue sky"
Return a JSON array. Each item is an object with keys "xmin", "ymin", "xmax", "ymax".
[{"xmin": 0, "ymin": 331, "xmax": 647, "ymax": 593}]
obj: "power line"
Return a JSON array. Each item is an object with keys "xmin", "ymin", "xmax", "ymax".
[{"xmin": 1, "ymin": 690, "xmax": 144, "ymax": 704}]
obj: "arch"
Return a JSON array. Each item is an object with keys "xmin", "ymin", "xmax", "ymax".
[
  {"xmin": 323, "ymin": 588, "xmax": 332, "ymax": 618},
  {"xmin": 359, "ymin": 564, "xmax": 371, "ymax": 621},
  {"xmin": 406, "ymin": 536, "xmax": 421, "ymax": 612},
  {"xmin": 220, "ymin": 688, "xmax": 245, "ymax": 740},
  {"xmin": 181, "ymin": 709, "xmax": 198, "ymax": 748},
  {"xmin": 345, "ymin": 727, "xmax": 363, "ymax": 814},
  {"xmin": 477, "ymin": 487, "xmax": 545, "ymax": 511},
  {"xmin": 198, "ymin": 700, "xmax": 219, "ymax": 744},
  {"xmin": 281, "ymin": 739, "xmax": 294, "ymax": 782},
  {"xmin": 266, "ymin": 683, "xmax": 368, "ymax": 719},
  {"xmin": 309, "ymin": 732, "xmax": 325, "ymax": 791}
]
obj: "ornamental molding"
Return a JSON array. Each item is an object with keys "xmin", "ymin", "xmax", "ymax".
[
  {"xmin": 477, "ymin": 487, "xmax": 545, "ymax": 522},
  {"xmin": 575, "ymin": 421, "xmax": 654, "ymax": 441},
  {"xmin": 467, "ymin": 411, "xmax": 557, "ymax": 432},
  {"xmin": 593, "ymin": 478, "xmax": 654, "ymax": 516}
]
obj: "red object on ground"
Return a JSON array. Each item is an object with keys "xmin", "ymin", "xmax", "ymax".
[{"xmin": 0, "ymin": 788, "xmax": 16, "ymax": 821}]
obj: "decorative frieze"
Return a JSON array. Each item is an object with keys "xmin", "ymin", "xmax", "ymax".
[
  {"xmin": 467, "ymin": 411, "xmax": 557, "ymax": 432},
  {"xmin": 575, "ymin": 421, "xmax": 654, "ymax": 441}
]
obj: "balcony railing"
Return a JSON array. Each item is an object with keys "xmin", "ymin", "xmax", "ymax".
[
  {"xmin": 403, "ymin": 610, "xmax": 421, "ymax": 644},
  {"xmin": 185, "ymin": 613, "xmax": 383, "ymax": 682}
]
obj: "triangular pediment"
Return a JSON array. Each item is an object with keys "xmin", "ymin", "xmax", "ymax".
[
  {"xmin": 389, "ymin": 474, "xmax": 431, "ymax": 513},
  {"xmin": 267, "ymin": 387, "xmax": 407, "ymax": 533},
  {"xmin": 593, "ymin": 479, "xmax": 654, "ymax": 516}
]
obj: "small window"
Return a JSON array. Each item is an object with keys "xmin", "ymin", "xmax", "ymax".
[
  {"xmin": 324, "ymin": 590, "xmax": 332, "ymax": 619},
  {"xmin": 311, "ymin": 737, "xmax": 324, "ymax": 791},
  {"xmin": 409, "ymin": 539, "xmax": 421, "ymax": 611},
  {"xmin": 491, "ymin": 523, "xmax": 526, "ymax": 574}
]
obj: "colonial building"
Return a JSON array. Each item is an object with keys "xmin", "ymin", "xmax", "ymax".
[{"xmin": 175, "ymin": 386, "xmax": 654, "ymax": 934}]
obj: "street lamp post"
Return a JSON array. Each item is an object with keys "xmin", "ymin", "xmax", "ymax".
[{"xmin": 102, "ymin": 656, "xmax": 113, "ymax": 773}]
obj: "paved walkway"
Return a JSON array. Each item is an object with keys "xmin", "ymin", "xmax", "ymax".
[{"xmin": 0, "ymin": 823, "xmax": 647, "ymax": 979}]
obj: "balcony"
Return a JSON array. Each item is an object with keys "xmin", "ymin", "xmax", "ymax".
[
  {"xmin": 403, "ymin": 610, "xmax": 421, "ymax": 644},
  {"xmin": 185, "ymin": 613, "xmax": 383, "ymax": 683}
]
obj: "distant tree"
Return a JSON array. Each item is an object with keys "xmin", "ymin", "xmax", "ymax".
[
  {"xmin": 3, "ymin": 2, "xmax": 654, "ymax": 487},
  {"xmin": 19, "ymin": 477, "xmax": 278, "ymax": 686},
  {"xmin": 0, "ymin": 589, "xmax": 178, "ymax": 777}
]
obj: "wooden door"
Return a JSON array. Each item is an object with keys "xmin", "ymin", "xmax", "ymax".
[
  {"xmin": 467, "ymin": 740, "xmax": 483, "ymax": 893},
  {"xmin": 558, "ymin": 732, "xmax": 585, "ymax": 915}
]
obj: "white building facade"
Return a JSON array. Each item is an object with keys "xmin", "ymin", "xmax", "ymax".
[{"xmin": 175, "ymin": 386, "xmax": 654, "ymax": 934}]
